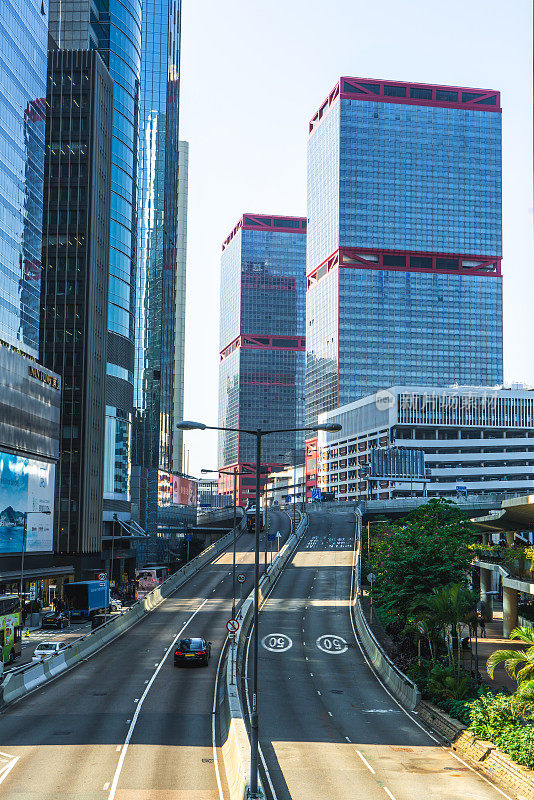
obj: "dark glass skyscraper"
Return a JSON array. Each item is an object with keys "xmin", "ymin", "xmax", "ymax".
[
  {"xmin": 40, "ymin": 49, "xmax": 123, "ymax": 579},
  {"xmin": 218, "ymin": 214, "xmax": 306, "ymax": 506},
  {"xmin": 305, "ymin": 77, "xmax": 503, "ymax": 496},
  {"xmin": 0, "ymin": 0, "xmax": 48, "ymax": 357},
  {"xmin": 48, "ymin": 0, "xmax": 142, "ymax": 532},
  {"xmin": 132, "ymin": 0, "xmax": 185, "ymax": 553}
]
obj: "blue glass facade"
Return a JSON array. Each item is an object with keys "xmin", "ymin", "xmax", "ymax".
[
  {"xmin": 49, "ymin": 0, "xmax": 142, "ymax": 511},
  {"xmin": 0, "ymin": 0, "xmax": 48, "ymax": 356},
  {"xmin": 338, "ymin": 101, "xmax": 502, "ymax": 255},
  {"xmin": 218, "ymin": 218, "xmax": 306, "ymax": 504},
  {"xmin": 305, "ymin": 78, "xmax": 504, "ymax": 429},
  {"xmin": 132, "ymin": 0, "xmax": 182, "ymax": 538}
]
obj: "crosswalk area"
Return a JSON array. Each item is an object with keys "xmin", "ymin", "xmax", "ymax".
[{"xmin": 21, "ymin": 622, "xmax": 91, "ymax": 651}]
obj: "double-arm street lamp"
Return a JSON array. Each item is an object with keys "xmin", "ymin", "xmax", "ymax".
[
  {"xmin": 201, "ymin": 465, "xmax": 267, "ymax": 620},
  {"xmin": 177, "ymin": 420, "xmax": 341, "ymax": 798}
]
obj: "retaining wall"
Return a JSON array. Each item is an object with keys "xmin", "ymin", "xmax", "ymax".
[
  {"xmin": 417, "ymin": 700, "xmax": 534, "ymax": 800},
  {"xmin": 0, "ymin": 520, "xmax": 245, "ymax": 708}
]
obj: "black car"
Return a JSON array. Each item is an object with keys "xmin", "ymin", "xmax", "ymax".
[
  {"xmin": 41, "ymin": 611, "xmax": 70, "ymax": 629},
  {"xmin": 174, "ymin": 637, "xmax": 211, "ymax": 667}
]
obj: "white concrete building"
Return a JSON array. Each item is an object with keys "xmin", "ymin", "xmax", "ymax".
[
  {"xmin": 265, "ymin": 465, "xmax": 305, "ymax": 507},
  {"xmin": 317, "ymin": 386, "xmax": 534, "ymax": 502}
]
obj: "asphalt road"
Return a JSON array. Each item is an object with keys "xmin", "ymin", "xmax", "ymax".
[
  {"xmin": 251, "ymin": 511, "xmax": 510, "ymax": 800},
  {"xmin": 0, "ymin": 510, "xmax": 292, "ymax": 800}
]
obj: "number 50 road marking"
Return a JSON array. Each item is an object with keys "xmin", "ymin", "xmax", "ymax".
[
  {"xmin": 316, "ymin": 634, "xmax": 348, "ymax": 654},
  {"xmin": 261, "ymin": 633, "xmax": 293, "ymax": 652}
]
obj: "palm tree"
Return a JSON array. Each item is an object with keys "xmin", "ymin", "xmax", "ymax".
[
  {"xmin": 410, "ymin": 583, "xmax": 477, "ymax": 674},
  {"xmin": 487, "ymin": 626, "xmax": 534, "ymax": 685}
]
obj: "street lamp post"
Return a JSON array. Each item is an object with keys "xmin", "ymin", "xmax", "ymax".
[
  {"xmin": 202, "ymin": 466, "xmax": 240, "ymax": 620},
  {"xmin": 179, "ymin": 419, "xmax": 341, "ymax": 798}
]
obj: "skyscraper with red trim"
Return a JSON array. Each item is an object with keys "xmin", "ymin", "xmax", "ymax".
[
  {"xmin": 305, "ymin": 77, "xmax": 503, "ymax": 498},
  {"xmin": 218, "ymin": 214, "xmax": 306, "ymax": 506}
]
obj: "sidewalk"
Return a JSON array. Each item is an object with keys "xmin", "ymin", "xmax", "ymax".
[{"xmin": 466, "ymin": 603, "xmax": 525, "ymax": 694}]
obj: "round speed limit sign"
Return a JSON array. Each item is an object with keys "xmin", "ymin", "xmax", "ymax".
[{"xmin": 237, "ymin": 573, "xmax": 246, "ymax": 584}]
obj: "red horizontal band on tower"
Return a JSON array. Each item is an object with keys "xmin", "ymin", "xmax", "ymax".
[
  {"xmin": 309, "ymin": 77, "xmax": 501, "ymax": 134},
  {"xmin": 222, "ymin": 214, "xmax": 307, "ymax": 251},
  {"xmin": 220, "ymin": 334, "xmax": 306, "ymax": 362},
  {"xmin": 306, "ymin": 247, "xmax": 502, "ymax": 288}
]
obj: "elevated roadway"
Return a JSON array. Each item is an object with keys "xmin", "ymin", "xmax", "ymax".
[
  {"xmin": 248, "ymin": 511, "xmax": 511, "ymax": 800},
  {"xmin": 0, "ymin": 510, "xmax": 291, "ymax": 800}
]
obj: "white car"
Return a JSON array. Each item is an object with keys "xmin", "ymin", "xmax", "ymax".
[{"xmin": 32, "ymin": 642, "xmax": 68, "ymax": 662}]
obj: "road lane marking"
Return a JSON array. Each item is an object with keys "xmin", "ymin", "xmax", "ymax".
[
  {"xmin": 106, "ymin": 597, "xmax": 209, "ymax": 800},
  {"xmin": 115, "ymin": 745, "xmax": 121, "ymax": 752},
  {"xmin": 348, "ymin": 518, "xmax": 516, "ymax": 800},
  {"xmin": 0, "ymin": 757, "xmax": 19, "ymax": 786},
  {"xmin": 383, "ymin": 788, "xmax": 396, "ymax": 800},
  {"xmin": 345, "ymin": 736, "xmax": 351, "ymax": 743},
  {"xmin": 212, "ymin": 633, "xmax": 227, "ymax": 800},
  {"xmin": 328, "ymin": 711, "xmax": 332, "ymax": 717},
  {"xmin": 317, "ymin": 690, "xmax": 321, "ymax": 696},
  {"xmin": 355, "ymin": 750, "xmax": 375, "ymax": 774}
]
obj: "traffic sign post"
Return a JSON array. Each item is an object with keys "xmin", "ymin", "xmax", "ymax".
[
  {"xmin": 367, "ymin": 572, "xmax": 375, "ymax": 624},
  {"xmin": 226, "ymin": 618, "xmax": 239, "ymax": 634},
  {"xmin": 236, "ymin": 573, "xmax": 246, "ymax": 613}
]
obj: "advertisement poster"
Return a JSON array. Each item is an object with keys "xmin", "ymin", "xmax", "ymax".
[
  {"xmin": 172, "ymin": 475, "xmax": 198, "ymax": 507},
  {"xmin": 0, "ymin": 451, "xmax": 55, "ymax": 553}
]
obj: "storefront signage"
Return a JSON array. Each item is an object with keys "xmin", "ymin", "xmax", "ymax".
[{"xmin": 28, "ymin": 365, "xmax": 60, "ymax": 390}]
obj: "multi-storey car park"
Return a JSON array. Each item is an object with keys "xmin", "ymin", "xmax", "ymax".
[
  {"xmin": 305, "ymin": 76, "xmax": 503, "ymax": 498},
  {"xmin": 217, "ymin": 214, "xmax": 306, "ymax": 506},
  {"xmin": 316, "ymin": 386, "xmax": 534, "ymax": 502}
]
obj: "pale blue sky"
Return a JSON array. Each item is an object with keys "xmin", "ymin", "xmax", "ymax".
[{"xmin": 179, "ymin": 0, "xmax": 533, "ymax": 478}]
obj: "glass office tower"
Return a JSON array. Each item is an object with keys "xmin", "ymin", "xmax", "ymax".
[
  {"xmin": 49, "ymin": 0, "xmax": 142, "ymax": 529},
  {"xmin": 305, "ymin": 77, "xmax": 503, "ymax": 496},
  {"xmin": 132, "ymin": 0, "xmax": 184, "ymax": 551},
  {"xmin": 0, "ymin": 0, "xmax": 49, "ymax": 356},
  {"xmin": 218, "ymin": 215, "xmax": 306, "ymax": 506}
]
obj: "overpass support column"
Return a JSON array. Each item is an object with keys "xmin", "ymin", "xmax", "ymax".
[
  {"xmin": 505, "ymin": 531, "xmax": 514, "ymax": 547},
  {"xmin": 503, "ymin": 585, "xmax": 518, "ymax": 639},
  {"xmin": 480, "ymin": 567, "xmax": 494, "ymax": 622}
]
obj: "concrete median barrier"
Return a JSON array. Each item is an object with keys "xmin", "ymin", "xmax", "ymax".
[
  {"xmin": 219, "ymin": 513, "xmax": 308, "ymax": 800},
  {"xmin": 0, "ymin": 519, "xmax": 245, "ymax": 709}
]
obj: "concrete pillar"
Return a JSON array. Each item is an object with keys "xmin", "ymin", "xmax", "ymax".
[
  {"xmin": 480, "ymin": 567, "xmax": 494, "ymax": 621},
  {"xmin": 503, "ymin": 585, "xmax": 518, "ymax": 639},
  {"xmin": 505, "ymin": 531, "xmax": 514, "ymax": 547}
]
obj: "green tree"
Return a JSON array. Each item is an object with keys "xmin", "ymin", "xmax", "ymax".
[
  {"xmin": 371, "ymin": 498, "xmax": 475, "ymax": 629},
  {"xmin": 487, "ymin": 626, "xmax": 534, "ymax": 685}
]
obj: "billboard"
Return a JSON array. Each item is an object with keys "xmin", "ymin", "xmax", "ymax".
[
  {"xmin": 0, "ymin": 451, "xmax": 55, "ymax": 553},
  {"xmin": 172, "ymin": 475, "xmax": 198, "ymax": 507},
  {"xmin": 369, "ymin": 447, "xmax": 426, "ymax": 481}
]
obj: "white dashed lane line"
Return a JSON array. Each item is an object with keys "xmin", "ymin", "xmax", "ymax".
[{"xmin": 355, "ymin": 750, "xmax": 375, "ymax": 774}]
